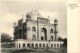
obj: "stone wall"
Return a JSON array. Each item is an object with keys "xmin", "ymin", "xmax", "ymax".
[{"xmin": 15, "ymin": 39, "xmax": 63, "ymax": 48}]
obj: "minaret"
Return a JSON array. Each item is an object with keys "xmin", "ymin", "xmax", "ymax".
[{"xmin": 54, "ymin": 19, "xmax": 58, "ymax": 41}]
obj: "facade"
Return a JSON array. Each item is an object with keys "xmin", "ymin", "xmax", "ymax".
[{"xmin": 13, "ymin": 9, "xmax": 63, "ymax": 48}]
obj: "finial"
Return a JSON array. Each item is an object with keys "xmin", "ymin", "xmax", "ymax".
[
  {"xmin": 48, "ymin": 16, "xmax": 49, "ymax": 19},
  {"xmin": 48, "ymin": 16, "xmax": 50, "ymax": 20},
  {"xmin": 34, "ymin": 6, "xmax": 35, "ymax": 9},
  {"xmin": 14, "ymin": 22, "xmax": 16, "ymax": 25}
]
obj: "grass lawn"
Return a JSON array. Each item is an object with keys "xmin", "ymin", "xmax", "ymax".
[{"xmin": 1, "ymin": 47, "xmax": 67, "ymax": 53}]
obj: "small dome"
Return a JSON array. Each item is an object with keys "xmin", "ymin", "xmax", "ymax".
[
  {"xmin": 54, "ymin": 19, "xmax": 58, "ymax": 22},
  {"xmin": 26, "ymin": 9, "xmax": 42, "ymax": 21}
]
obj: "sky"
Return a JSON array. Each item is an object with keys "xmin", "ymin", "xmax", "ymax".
[{"xmin": 0, "ymin": 0, "xmax": 67, "ymax": 39}]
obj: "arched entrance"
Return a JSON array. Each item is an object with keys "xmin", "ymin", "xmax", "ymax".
[
  {"xmin": 35, "ymin": 43, "xmax": 38, "ymax": 47},
  {"xmin": 41, "ymin": 36, "xmax": 43, "ymax": 40},
  {"xmin": 31, "ymin": 43, "xmax": 34, "ymax": 48},
  {"xmin": 27, "ymin": 43, "xmax": 30, "ymax": 47},
  {"xmin": 41, "ymin": 28, "xmax": 47, "ymax": 40},
  {"xmin": 50, "ymin": 36, "xmax": 53, "ymax": 40},
  {"xmin": 32, "ymin": 35, "xmax": 36, "ymax": 40},
  {"xmin": 23, "ymin": 43, "xmax": 25, "ymax": 47}
]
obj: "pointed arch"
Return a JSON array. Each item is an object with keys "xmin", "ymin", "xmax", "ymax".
[
  {"xmin": 50, "ymin": 36, "xmax": 53, "ymax": 40},
  {"xmin": 39, "ymin": 44, "xmax": 41, "ymax": 47},
  {"xmin": 35, "ymin": 43, "xmax": 38, "ymax": 47},
  {"xmin": 23, "ymin": 43, "xmax": 25, "ymax": 47},
  {"xmin": 32, "ymin": 34, "xmax": 36, "ymax": 40},
  {"xmin": 50, "ymin": 29, "xmax": 53, "ymax": 33},
  {"xmin": 41, "ymin": 36, "xmax": 43, "ymax": 40},
  {"xmin": 27, "ymin": 43, "xmax": 30, "ymax": 47},
  {"xmin": 32, "ymin": 26, "xmax": 36, "ymax": 31},
  {"xmin": 51, "ymin": 44, "xmax": 53, "ymax": 47},
  {"xmin": 46, "ymin": 44, "xmax": 48, "ymax": 47},
  {"xmin": 41, "ymin": 27, "xmax": 47, "ymax": 40},
  {"xmin": 43, "ymin": 44, "xmax": 45, "ymax": 47},
  {"xmin": 31, "ymin": 43, "xmax": 34, "ymax": 47}
]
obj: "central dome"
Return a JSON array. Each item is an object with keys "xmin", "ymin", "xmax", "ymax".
[{"xmin": 26, "ymin": 9, "xmax": 42, "ymax": 21}]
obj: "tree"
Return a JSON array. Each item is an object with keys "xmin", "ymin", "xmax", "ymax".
[
  {"xmin": 58, "ymin": 37, "xmax": 67, "ymax": 47},
  {"xmin": 1, "ymin": 33, "xmax": 12, "ymax": 43},
  {"xmin": 63, "ymin": 38, "xmax": 67, "ymax": 47},
  {"xmin": 58, "ymin": 37, "xmax": 63, "ymax": 41}
]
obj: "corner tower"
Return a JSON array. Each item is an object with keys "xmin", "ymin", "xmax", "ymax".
[{"xmin": 54, "ymin": 19, "xmax": 58, "ymax": 41}]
